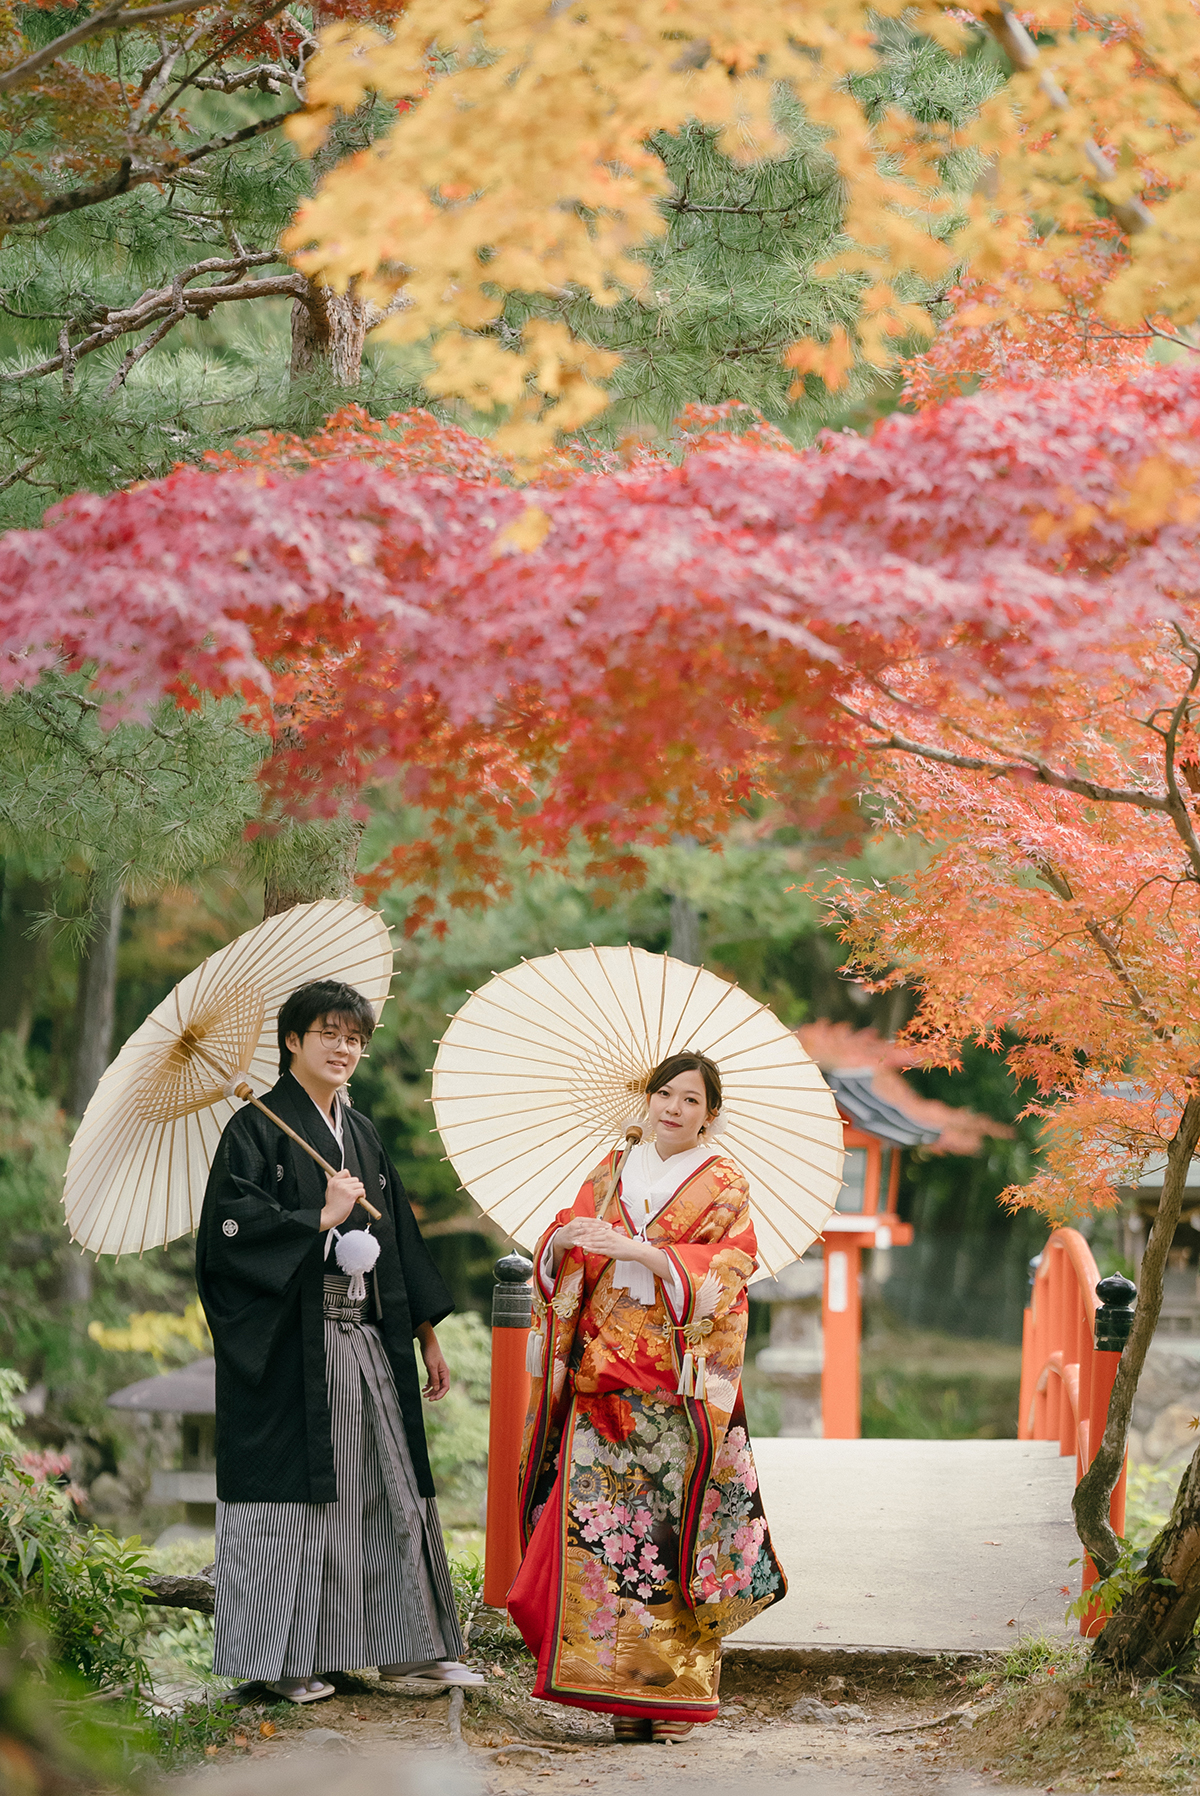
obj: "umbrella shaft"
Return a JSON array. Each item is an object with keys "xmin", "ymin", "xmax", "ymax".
[
  {"xmin": 184, "ymin": 1036, "xmax": 382, "ymax": 1222},
  {"xmin": 603, "ymin": 1130, "xmax": 643, "ymax": 1211},
  {"xmin": 242, "ymin": 1093, "xmax": 384, "ymax": 1224}
]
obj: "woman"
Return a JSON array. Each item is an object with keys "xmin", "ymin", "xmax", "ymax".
[
  {"xmin": 196, "ymin": 977, "xmax": 482, "ymax": 1702},
  {"xmin": 508, "ymin": 1051, "xmax": 785, "ymax": 1743}
]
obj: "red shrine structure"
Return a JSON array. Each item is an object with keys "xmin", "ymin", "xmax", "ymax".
[{"xmin": 755, "ymin": 1025, "xmax": 1014, "ymax": 1439}]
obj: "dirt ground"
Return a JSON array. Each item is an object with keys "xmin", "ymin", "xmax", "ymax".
[{"xmin": 174, "ymin": 1643, "xmax": 1187, "ymax": 1796}]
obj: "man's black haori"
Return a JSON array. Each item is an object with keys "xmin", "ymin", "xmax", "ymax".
[{"xmin": 195, "ymin": 1074, "xmax": 452, "ymax": 1502}]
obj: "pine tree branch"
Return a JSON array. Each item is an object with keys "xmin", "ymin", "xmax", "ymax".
[
  {"xmin": 0, "ymin": 255, "xmax": 305, "ymax": 385},
  {"xmin": 0, "ymin": 451, "xmax": 47, "ymax": 494},
  {"xmin": 663, "ymin": 195, "xmax": 823, "ymax": 216},
  {"xmin": 0, "ymin": 0, "xmax": 218, "ymax": 94},
  {"xmin": 3, "ymin": 109, "xmax": 296, "ymax": 224},
  {"xmin": 143, "ymin": 0, "xmax": 294, "ymax": 131},
  {"xmin": 974, "ymin": 5, "xmax": 1155, "ymax": 235}
]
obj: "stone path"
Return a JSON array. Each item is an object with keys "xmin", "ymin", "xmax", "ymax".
[{"xmin": 732, "ymin": 1438, "xmax": 1080, "ymax": 1653}]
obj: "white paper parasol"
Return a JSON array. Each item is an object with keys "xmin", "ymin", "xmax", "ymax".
[
  {"xmin": 64, "ymin": 899, "xmax": 394, "ymax": 1256},
  {"xmin": 430, "ymin": 945, "xmax": 845, "ymax": 1275}
]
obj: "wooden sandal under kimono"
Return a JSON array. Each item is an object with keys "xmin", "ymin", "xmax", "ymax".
[
  {"xmin": 266, "ymin": 1678, "xmax": 335, "ymax": 1704},
  {"xmin": 613, "ymin": 1717, "xmax": 652, "ymax": 1742},
  {"xmin": 651, "ymin": 1720, "xmax": 694, "ymax": 1743}
]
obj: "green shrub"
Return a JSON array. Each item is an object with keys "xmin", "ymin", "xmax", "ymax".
[
  {"xmin": 419, "ymin": 1311, "xmax": 491, "ymax": 1526},
  {"xmin": 144, "ymin": 1613, "xmax": 216, "ymax": 1679},
  {"xmin": 0, "ymin": 1454, "xmax": 150, "ymax": 1688}
]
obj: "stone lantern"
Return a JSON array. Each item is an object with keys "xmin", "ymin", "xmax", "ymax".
[{"xmin": 107, "ymin": 1357, "xmax": 216, "ymax": 1541}]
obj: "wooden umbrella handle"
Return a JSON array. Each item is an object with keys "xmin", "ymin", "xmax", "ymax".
[
  {"xmin": 238, "ymin": 1091, "xmax": 384, "ymax": 1222},
  {"xmin": 182, "ymin": 1032, "xmax": 383, "ymax": 1222},
  {"xmin": 602, "ymin": 1126, "xmax": 644, "ymax": 1214}
]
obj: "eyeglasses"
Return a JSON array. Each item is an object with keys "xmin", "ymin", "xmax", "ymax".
[{"xmin": 306, "ymin": 1027, "xmax": 366, "ymax": 1051}]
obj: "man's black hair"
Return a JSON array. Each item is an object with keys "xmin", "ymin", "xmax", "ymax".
[{"xmin": 277, "ymin": 980, "xmax": 377, "ymax": 1076}]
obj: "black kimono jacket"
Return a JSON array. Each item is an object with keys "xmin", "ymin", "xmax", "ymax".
[{"xmin": 195, "ymin": 1074, "xmax": 453, "ymax": 1503}]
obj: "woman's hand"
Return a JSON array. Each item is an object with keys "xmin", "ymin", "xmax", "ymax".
[
  {"xmin": 417, "ymin": 1323, "xmax": 450, "ymax": 1401},
  {"xmin": 320, "ymin": 1170, "xmax": 365, "ymax": 1231},
  {"xmin": 551, "ymin": 1219, "xmax": 672, "ymax": 1279}
]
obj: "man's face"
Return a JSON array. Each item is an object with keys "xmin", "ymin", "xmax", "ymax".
[{"xmin": 286, "ymin": 1012, "xmax": 366, "ymax": 1091}]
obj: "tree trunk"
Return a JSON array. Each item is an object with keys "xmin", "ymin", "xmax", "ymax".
[
  {"xmin": 0, "ymin": 867, "xmax": 53, "ymax": 1047},
  {"xmin": 66, "ymin": 878, "xmax": 123, "ymax": 1119},
  {"xmin": 668, "ymin": 894, "xmax": 702, "ymax": 965},
  {"xmin": 1074, "ymin": 1092, "xmax": 1200, "ymax": 1577},
  {"xmin": 1093, "ymin": 1442, "xmax": 1200, "ymax": 1674},
  {"xmin": 62, "ymin": 876, "xmax": 123, "ymax": 1307},
  {"xmin": 290, "ymin": 278, "xmax": 372, "ymax": 386},
  {"xmin": 262, "ymin": 818, "xmax": 365, "ymax": 918}
]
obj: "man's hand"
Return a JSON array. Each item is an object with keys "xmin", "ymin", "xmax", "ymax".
[
  {"xmin": 417, "ymin": 1323, "xmax": 450, "ymax": 1401},
  {"xmin": 320, "ymin": 1169, "xmax": 365, "ymax": 1231}
]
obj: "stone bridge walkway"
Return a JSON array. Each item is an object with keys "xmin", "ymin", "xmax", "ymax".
[{"xmin": 732, "ymin": 1438, "xmax": 1079, "ymax": 1654}]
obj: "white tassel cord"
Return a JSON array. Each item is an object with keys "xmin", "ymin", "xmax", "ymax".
[
  {"xmin": 677, "ymin": 1350, "xmax": 694, "ymax": 1397},
  {"xmin": 694, "ymin": 1356, "xmax": 707, "ymax": 1401},
  {"xmin": 334, "ymin": 1228, "xmax": 381, "ymax": 1301},
  {"xmin": 526, "ymin": 1330, "xmax": 546, "ymax": 1377}
]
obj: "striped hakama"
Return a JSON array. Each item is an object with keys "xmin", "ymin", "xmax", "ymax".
[{"xmin": 212, "ymin": 1275, "xmax": 463, "ymax": 1680}]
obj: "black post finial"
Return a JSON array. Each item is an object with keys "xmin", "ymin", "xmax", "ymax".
[
  {"xmin": 1094, "ymin": 1273, "xmax": 1137, "ymax": 1352},
  {"xmin": 492, "ymin": 1251, "xmax": 534, "ymax": 1329}
]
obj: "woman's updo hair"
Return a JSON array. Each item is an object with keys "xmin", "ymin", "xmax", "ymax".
[{"xmin": 644, "ymin": 1051, "xmax": 722, "ymax": 1120}]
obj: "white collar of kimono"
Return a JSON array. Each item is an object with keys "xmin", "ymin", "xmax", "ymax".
[
  {"xmin": 289, "ymin": 1072, "xmax": 345, "ymax": 1156},
  {"xmin": 612, "ymin": 1139, "xmax": 714, "ymax": 1306},
  {"xmin": 620, "ymin": 1138, "xmax": 712, "ymax": 1229}
]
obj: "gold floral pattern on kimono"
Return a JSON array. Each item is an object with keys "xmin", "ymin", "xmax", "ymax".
[{"xmin": 510, "ymin": 1149, "xmax": 786, "ymax": 1721}]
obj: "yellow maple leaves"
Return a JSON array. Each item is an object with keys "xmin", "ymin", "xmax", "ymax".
[{"xmin": 283, "ymin": 0, "xmax": 1200, "ymax": 455}]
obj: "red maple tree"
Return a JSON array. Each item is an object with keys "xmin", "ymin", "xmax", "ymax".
[{"xmin": 3, "ymin": 364, "xmax": 1196, "ymax": 927}]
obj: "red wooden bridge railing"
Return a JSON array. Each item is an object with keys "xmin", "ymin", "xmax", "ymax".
[{"xmin": 1019, "ymin": 1229, "xmax": 1136, "ymax": 1635}]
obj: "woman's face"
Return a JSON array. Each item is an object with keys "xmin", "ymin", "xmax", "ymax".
[{"xmin": 647, "ymin": 1068, "xmax": 716, "ymax": 1153}]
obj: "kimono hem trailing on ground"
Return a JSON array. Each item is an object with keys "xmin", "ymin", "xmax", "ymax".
[{"xmin": 508, "ymin": 1148, "xmax": 786, "ymax": 1723}]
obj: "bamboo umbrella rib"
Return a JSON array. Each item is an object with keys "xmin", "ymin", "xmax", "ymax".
[
  {"xmin": 546, "ymin": 948, "xmax": 643, "ymax": 1053},
  {"xmin": 693, "ymin": 995, "xmax": 790, "ymax": 1055},
  {"xmin": 717, "ymin": 1093, "xmax": 842, "ymax": 1130},
  {"xmin": 658, "ymin": 958, "xmax": 707, "ymax": 1060},
  {"xmin": 520, "ymin": 953, "xmax": 628, "ymax": 1042},
  {"xmin": 709, "ymin": 1035, "xmax": 811, "ymax": 1066},
  {"xmin": 136, "ymin": 1110, "xmax": 176, "ymax": 1255},
  {"xmin": 446, "ymin": 988, "xmax": 611, "ymax": 1060},
  {"xmin": 725, "ymin": 1132, "xmax": 845, "ymax": 1182},
  {"xmin": 722, "ymin": 1123, "xmax": 845, "ymax": 1163},
  {"xmin": 661, "ymin": 970, "xmax": 744, "ymax": 1060},
  {"xmin": 70, "ymin": 1103, "xmax": 151, "ymax": 1231},
  {"xmin": 722, "ymin": 1139, "xmax": 834, "ymax": 1226},
  {"xmin": 438, "ymin": 1103, "xmax": 584, "ymax": 1156},
  {"xmin": 432, "ymin": 1038, "xmax": 618, "ymax": 1072},
  {"xmin": 453, "ymin": 1124, "xmax": 601, "ymax": 1203},
  {"xmin": 431, "ymin": 1087, "xmax": 627, "ymax": 1106},
  {"xmin": 88, "ymin": 1111, "xmax": 154, "ymax": 1253},
  {"xmin": 504, "ymin": 1135, "xmax": 607, "ymax": 1242},
  {"xmin": 443, "ymin": 998, "xmax": 628, "ymax": 1063},
  {"xmin": 626, "ymin": 943, "xmax": 656, "ymax": 1067},
  {"xmin": 588, "ymin": 945, "xmax": 653, "ymax": 1069}
]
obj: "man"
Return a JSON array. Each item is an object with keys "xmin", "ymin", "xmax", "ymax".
[{"xmin": 196, "ymin": 977, "xmax": 483, "ymax": 1700}]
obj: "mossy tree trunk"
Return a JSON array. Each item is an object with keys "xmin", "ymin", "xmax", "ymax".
[
  {"xmin": 1074, "ymin": 1094, "xmax": 1200, "ymax": 1579},
  {"xmin": 1094, "ymin": 1444, "xmax": 1200, "ymax": 1674}
]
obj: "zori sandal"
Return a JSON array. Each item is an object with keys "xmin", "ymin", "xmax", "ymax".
[
  {"xmin": 266, "ymin": 1678, "xmax": 335, "ymax": 1703},
  {"xmin": 378, "ymin": 1660, "xmax": 486, "ymax": 1687},
  {"xmin": 651, "ymin": 1719, "xmax": 694, "ymax": 1742},
  {"xmin": 613, "ymin": 1716, "xmax": 652, "ymax": 1742}
]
